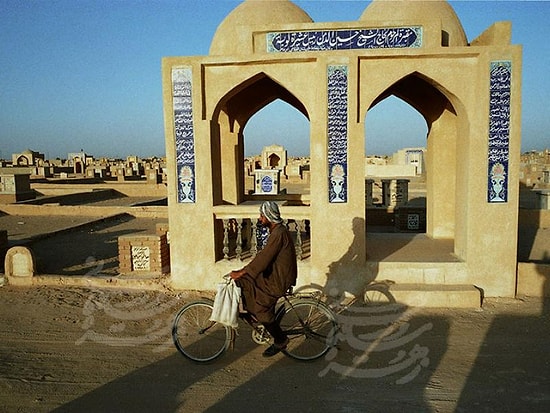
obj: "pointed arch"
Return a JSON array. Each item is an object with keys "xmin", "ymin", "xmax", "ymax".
[
  {"xmin": 364, "ymin": 71, "xmax": 469, "ymax": 241},
  {"xmin": 211, "ymin": 72, "xmax": 310, "ymax": 206},
  {"xmin": 367, "ymin": 71, "xmax": 457, "ymax": 130},
  {"xmin": 213, "ymin": 72, "xmax": 309, "ymax": 135}
]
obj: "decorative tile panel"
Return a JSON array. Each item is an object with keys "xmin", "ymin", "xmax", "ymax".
[
  {"xmin": 172, "ymin": 67, "xmax": 196, "ymax": 203},
  {"xmin": 487, "ymin": 61, "xmax": 511, "ymax": 203},
  {"xmin": 268, "ymin": 27, "xmax": 422, "ymax": 53},
  {"xmin": 327, "ymin": 65, "xmax": 348, "ymax": 203}
]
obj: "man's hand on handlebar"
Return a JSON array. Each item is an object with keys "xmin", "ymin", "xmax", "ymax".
[{"xmin": 230, "ymin": 269, "xmax": 246, "ymax": 280}]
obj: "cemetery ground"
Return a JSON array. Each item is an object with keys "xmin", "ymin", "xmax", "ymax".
[
  {"xmin": 0, "ymin": 284, "xmax": 549, "ymax": 412},
  {"xmin": 0, "ymin": 206, "xmax": 549, "ymax": 412}
]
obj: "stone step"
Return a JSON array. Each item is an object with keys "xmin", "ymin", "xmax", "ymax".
[
  {"xmin": 368, "ymin": 261, "xmax": 469, "ymax": 285},
  {"xmin": 388, "ymin": 283, "xmax": 481, "ymax": 308}
]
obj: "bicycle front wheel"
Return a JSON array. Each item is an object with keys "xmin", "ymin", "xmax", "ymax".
[
  {"xmin": 172, "ymin": 300, "xmax": 231, "ymax": 363},
  {"xmin": 278, "ymin": 299, "xmax": 337, "ymax": 361}
]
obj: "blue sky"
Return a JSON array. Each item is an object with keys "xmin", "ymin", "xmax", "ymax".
[{"xmin": 1, "ymin": 0, "xmax": 549, "ymax": 159}]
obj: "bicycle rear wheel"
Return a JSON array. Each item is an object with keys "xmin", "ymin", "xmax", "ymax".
[
  {"xmin": 172, "ymin": 300, "xmax": 231, "ymax": 363},
  {"xmin": 278, "ymin": 298, "xmax": 337, "ymax": 361}
]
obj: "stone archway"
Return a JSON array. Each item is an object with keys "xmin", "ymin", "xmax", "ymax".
[
  {"xmin": 365, "ymin": 96, "xmax": 428, "ymax": 233},
  {"xmin": 163, "ymin": 0, "xmax": 521, "ymax": 299},
  {"xmin": 364, "ymin": 72, "xmax": 462, "ymax": 241},
  {"xmin": 211, "ymin": 72, "xmax": 309, "ymax": 206}
]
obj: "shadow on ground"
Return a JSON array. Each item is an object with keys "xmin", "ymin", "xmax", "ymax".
[
  {"xmin": 28, "ymin": 215, "xmax": 160, "ymax": 276},
  {"xmin": 52, "ymin": 304, "xmax": 449, "ymax": 413}
]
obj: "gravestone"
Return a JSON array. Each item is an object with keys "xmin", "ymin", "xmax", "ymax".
[
  {"xmin": 4, "ymin": 246, "xmax": 35, "ymax": 286},
  {"xmin": 254, "ymin": 169, "xmax": 280, "ymax": 195}
]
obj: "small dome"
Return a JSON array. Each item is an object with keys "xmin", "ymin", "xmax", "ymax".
[
  {"xmin": 210, "ymin": 0, "xmax": 313, "ymax": 55},
  {"xmin": 360, "ymin": 0, "xmax": 467, "ymax": 47}
]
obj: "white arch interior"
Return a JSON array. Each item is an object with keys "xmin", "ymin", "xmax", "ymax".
[
  {"xmin": 365, "ymin": 95, "xmax": 428, "ymax": 156},
  {"xmin": 244, "ymin": 99, "xmax": 309, "ymax": 157}
]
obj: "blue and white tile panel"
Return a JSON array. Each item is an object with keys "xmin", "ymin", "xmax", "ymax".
[
  {"xmin": 487, "ymin": 61, "xmax": 511, "ymax": 203},
  {"xmin": 268, "ymin": 27, "xmax": 422, "ymax": 53},
  {"xmin": 172, "ymin": 67, "xmax": 196, "ymax": 203},
  {"xmin": 327, "ymin": 65, "xmax": 348, "ymax": 203}
]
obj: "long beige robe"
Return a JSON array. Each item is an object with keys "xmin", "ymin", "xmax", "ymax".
[{"xmin": 237, "ymin": 224, "xmax": 297, "ymax": 323}]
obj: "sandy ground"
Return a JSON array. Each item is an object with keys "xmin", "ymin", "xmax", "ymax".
[
  {"xmin": 0, "ymin": 285, "xmax": 549, "ymax": 413},
  {"xmin": 1, "ymin": 197, "xmax": 549, "ymax": 412}
]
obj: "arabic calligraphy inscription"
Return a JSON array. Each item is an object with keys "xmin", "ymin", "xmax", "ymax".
[
  {"xmin": 172, "ymin": 67, "xmax": 196, "ymax": 203},
  {"xmin": 487, "ymin": 61, "xmax": 511, "ymax": 203}
]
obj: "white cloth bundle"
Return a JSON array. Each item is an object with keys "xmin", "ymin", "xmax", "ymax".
[{"xmin": 209, "ymin": 278, "xmax": 241, "ymax": 328}]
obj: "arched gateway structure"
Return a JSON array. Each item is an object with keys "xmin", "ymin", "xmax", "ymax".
[{"xmin": 162, "ymin": 0, "xmax": 522, "ymax": 305}]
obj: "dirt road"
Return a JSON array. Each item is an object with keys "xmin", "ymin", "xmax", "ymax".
[{"xmin": 1, "ymin": 285, "xmax": 549, "ymax": 413}]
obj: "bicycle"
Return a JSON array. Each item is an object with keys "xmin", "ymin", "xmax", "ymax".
[{"xmin": 172, "ymin": 288, "xmax": 338, "ymax": 363}]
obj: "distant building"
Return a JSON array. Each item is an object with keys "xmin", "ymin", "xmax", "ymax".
[
  {"xmin": 12, "ymin": 149, "xmax": 45, "ymax": 167},
  {"xmin": 393, "ymin": 147, "xmax": 426, "ymax": 175},
  {"xmin": 68, "ymin": 151, "xmax": 93, "ymax": 175},
  {"xmin": 520, "ymin": 149, "xmax": 550, "ymax": 188},
  {"xmin": 365, "ymin": 148, "xmax": 426, "ymax": 177},
  {"xmin": 261, "ymin": 144, "xmax": 287, "ymax": 172}
]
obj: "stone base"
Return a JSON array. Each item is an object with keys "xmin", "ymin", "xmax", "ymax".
[
  {"xmin": 118, "ymin": 233, "xmax": 170, "ymax": 275},
  {"xmin": 389, "ymin": 283, "xmax": 481, "ymax": 308},
  {"xmin": 517, "ymin": 262, "xmax": 550, "ymax": 297}
]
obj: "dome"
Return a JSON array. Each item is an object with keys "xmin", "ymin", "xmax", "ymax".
[
  {"xmin": 359, "ymin": 0, "xmax": 467, "ymax": 47},
  {"xmin": 210, "ymin": 0, "xmax": 313, "ymax": 55}
]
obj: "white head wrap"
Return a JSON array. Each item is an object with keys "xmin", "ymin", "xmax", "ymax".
[{"xmin": 260, "ymin": 201, "xmax": 282, "ymax": 224}]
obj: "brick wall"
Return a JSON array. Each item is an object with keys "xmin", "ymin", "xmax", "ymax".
[{"xmin": 118, "ymin": 233, "xmax": 170, "ymax": 275}]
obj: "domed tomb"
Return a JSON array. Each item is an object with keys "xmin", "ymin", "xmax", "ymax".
[
  {"xmin": 360, "ymin": 0, "xmax": 467, "ymax": 47},
  {"xmin": 210, "ymin": 0, "xmax": 313, "ymax": 56}
]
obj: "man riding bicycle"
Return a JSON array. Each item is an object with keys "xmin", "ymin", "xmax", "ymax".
[{"xmin": 230, "ymin": 201, "xmax": 297, "ymax": 357}]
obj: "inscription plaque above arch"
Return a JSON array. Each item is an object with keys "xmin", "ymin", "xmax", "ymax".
[{"xmin": 268, "ymin": 27, "xmax": 422, "ymax": 53}]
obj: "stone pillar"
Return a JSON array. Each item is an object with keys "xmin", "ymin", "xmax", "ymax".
[
  {"xmin": 381, "ymin": 179, "xmax": 396, "ymax": 207},
  {"xmin": 365, "ymin": 179, "xmax": 374, "ymax": 206},
  {"xmin": 395, "ymin": 179, "xmax": 409, "ymax": 206},
  {"xmin": 4, "ymin": 246, "xmax": 35, "ymax": 286}
]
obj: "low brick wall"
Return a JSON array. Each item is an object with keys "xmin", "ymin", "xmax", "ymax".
[{"xmin": 118, "ymin": 233, "xmax": 170, "ymax": 275}]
